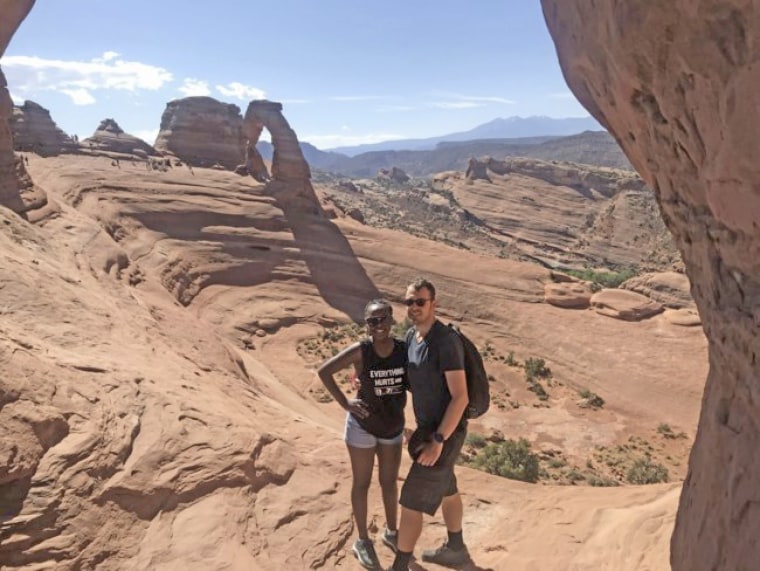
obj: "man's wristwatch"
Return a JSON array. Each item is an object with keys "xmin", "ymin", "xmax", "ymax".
[{"xmin": 432, "ymin": 431, "xmax": 445, "ymax": 444}]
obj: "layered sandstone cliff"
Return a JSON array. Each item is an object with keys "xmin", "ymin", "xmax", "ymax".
[
  {"xmin": 0, "ymin": 0, "xmax": 36, "ymax": 214},
  {"xmin": 542, "ymin": 2, "xmax": 760, "ymax": 569},
  {"xmin": 82, "ymin": 118, "xmax": 156, "ymax": 156},
  {"xmin": 11, "ymin": 101, "xmax": 77, "ymax": 156},
  {"xmin": 154, "ymin": 96, "xmax": 245, "ymax": 169}
]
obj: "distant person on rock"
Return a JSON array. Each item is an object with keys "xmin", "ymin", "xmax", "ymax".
[
  {"xmin": 318, "ymin": 299, "xmax": 407, "ymax": 570},
  {"xmin": 388, "ymin": 277, "xmax": 471, "ymax": 571}
]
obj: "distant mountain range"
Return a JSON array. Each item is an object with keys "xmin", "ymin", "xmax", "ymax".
[
  {"xmin": 323, "ymin": 115, "xmax": 603, "ymax": 156},
  {"xmin": 258, "ymin": 129, "xmax": 631, "ymax": 178}
]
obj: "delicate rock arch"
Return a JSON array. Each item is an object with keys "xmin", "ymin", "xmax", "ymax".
[
  {"xmin": 243, "ymin": 100, "xmax": 318, "ymax": 212},
  {"xmin": 542, "ymin": 2, "xmax": 760, "ymax": 569}
]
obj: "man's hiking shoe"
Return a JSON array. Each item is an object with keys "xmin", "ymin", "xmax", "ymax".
[
  {"xmin": 421, "ymin": 541, "xmax": 471, "ymax": 567},
  {"xmin": 381, "ymin": 528, "xmax": 398, "ymax": 553},
  {"xmin": 352, "ymin": 538, "xmax": 380, "ymax": 569}
]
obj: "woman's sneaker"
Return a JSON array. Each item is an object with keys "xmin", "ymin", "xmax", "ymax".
[
  {"xmin": 352, "ymin": 538, "xmax": 381, "ymax": 569},
  {"xmin": 421, "ymin": 541, "xmax": 471, "ymax": 567},
  {"xmin": 381, "ymin": 528, "xmax": 398, "ymax": 552}
]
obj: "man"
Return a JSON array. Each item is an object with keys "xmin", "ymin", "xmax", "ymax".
[{"xmin": 388, "ymin": 277, "xmax": 471, "ymax": 571}]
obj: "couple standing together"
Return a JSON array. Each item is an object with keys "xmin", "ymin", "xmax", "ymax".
[{"xmin": 318, "ymin": 277, "xmax": 470, "ymax": 571}]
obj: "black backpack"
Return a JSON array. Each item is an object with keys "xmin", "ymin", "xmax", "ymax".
[{"xmin": 407, "ymin": 323, "xmax": 490, "ymax": 419}]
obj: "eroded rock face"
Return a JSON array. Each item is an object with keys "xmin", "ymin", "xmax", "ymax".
[
  {"xmin": 0, "ymin": 0, "xmax": 36, "ymax": 213},
  {"xmin": 82, "ymin": 118, "xmax": 156, "ymax": 156},
  {"xmin": 154, "ymin": 96, "xmax": 245, "ymax": 169},
  {"xmin": 542, "ymin": 2, "xmax": 760, "ymax": 568},
  {"xmin": 11, "ymin": 100, "xmax": 78, "ymax": 156}
]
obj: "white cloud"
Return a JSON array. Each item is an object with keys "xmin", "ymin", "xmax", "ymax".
[
  {"xmin": 132, "ymin": 128, "xmax": 159, "ymax": 145},
  {"xmin": 216, "ymin": 82, "xmax": 266, "ymax": 101},
  {"xmin": 94, "ymin": 51, "xmax": 120, "ymax": 63},
  {"xmin": 431, "ymin": 101, "xmax": 482, "ymax": 109},
  {"xmin": 8, "ymin": 90, "xmax": 23, "ymax": 105},
  {"xmin": 179, "ymin": 78, "xmax": 211, "ymax": 97},
  {"xmin": 1, "ymin": 52, "xmax": 173, "ymax": 105},
  {"xmin": 302, "ymin": 132, "xmax": 406, "ymax": 148},
  {"xmin": 60, "ymin": 88, "xmax": 96, "ymax": 105},
  {"xmin": 430, "ymin": 91, "xmax": 515, "ymax": 106}
]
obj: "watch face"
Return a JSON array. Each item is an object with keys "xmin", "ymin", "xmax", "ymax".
[{"xmin": 433, "ymin": 432, "xmax": 444, "ymax": 443}]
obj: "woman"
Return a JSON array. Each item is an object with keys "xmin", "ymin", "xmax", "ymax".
[{"xmin": 318, "ymin": 299, "xmax": 407, "ymax": 570}]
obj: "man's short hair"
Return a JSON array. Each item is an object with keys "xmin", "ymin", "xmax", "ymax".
[{"xmin": 408, "ymin": 277, "xmax": 436, "ymax": 300}]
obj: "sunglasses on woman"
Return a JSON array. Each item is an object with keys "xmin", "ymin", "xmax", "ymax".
[
  {"xmin": 365, "ymin": 315, "xmax": 390, "ymax": 327},
  {"xmin": 403, "ymin": 298, "xmax": 431, "ymax": 307}
]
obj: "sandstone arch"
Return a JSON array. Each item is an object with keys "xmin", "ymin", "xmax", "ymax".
[
  {"xmin": 0, "ymin": 0, "xmax": 36, "ymax": 214},
  {"xmin": 243, "ymin": 100, "xmax": 318, "ymax": 212},
  {"xmin": 542, "ymin": 2, "xmax": 760, "ymax": 569}
]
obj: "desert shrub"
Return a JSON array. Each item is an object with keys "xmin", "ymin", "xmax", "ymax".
[
  {"xmin": 524, "ymin": 357, "xmax": 551, "ymax": 381},
  {"xmin": 565, "ymin": 268, "xmax": 637, "ymax": 289},
  {"xmin": 579, "ymin": 388, "xmax": 605, "ymax": 409},
  {"xmin": 391, "ymin": 317, "xmax": 412, "ymax": 338},
  {"xmin": 528, "ymin": 381, "xmax": 549, "ymax": 400},
  {"xmin": 470, "ymin": 438, "xmax": 540, "ymax": 483},
  {"xmin": 504, "ymin": 351, "xmax": 519, "ymax": 366},
  {"xmin": 465, "ymin": 433, "xmax": 487, "ymax": 449},
  {"xmin": 588, "ymin": 475, "xmax": 620, "ymax": 487},
  {"xmin": 627, "ymin": 457, "xmax": 669, "ymax": 484}
]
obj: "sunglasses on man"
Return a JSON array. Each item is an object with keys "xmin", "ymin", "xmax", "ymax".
[{"xmin": 403, "ymin": 298, "xmax": 431, "ymax": 307}]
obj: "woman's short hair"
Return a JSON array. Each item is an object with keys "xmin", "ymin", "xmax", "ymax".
[{"xmin": 364, "ymin": 298, "xmax": 393, "ymax": 317}]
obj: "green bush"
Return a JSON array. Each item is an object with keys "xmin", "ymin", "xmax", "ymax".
[
  {"xmin": 524, "ymin": 357, "xmax": 551, "ymax": 381},
  {"xmin": 627, "ymin": 457, "xmax": 669, "ymax": 484},
  {"xmin": 588, "ymin": 475, "xmax": 620, "ymax": 487},
  {"xmin": 465, "ymin": 433, "xmax": 487, "ymax": 449},
  {"xmin": 579, "ymin": 388, "xmax": 605, "ymax": 409},
  {"xmin": 470, "ymin": 438, "xmax": 540, "ymax": 483},
  {"xmin": 391, "ymin": 318, "xmax": 412, "ymax": 338},
  {"xmin": 565, "ymin": 268, "xmax": 637, "ymax": 289}
]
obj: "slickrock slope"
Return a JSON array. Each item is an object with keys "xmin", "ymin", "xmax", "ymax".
[
  {"xmin": 154, "ymin": 96, "xmax": 245, "ymax": 169},
  {"xmin": 542, "ymin": 1, "xmax": 760, "ymax": 569},
  {"xmin": 10, "ymin": 101, "xmax": 77, "ymax": 156},
  {"xmin": 82, "ymin": 118, "xmax": 156, "ymax": 156},
  {"xmin": 0, "ymin": 153, "xmax": 707, "ymax": 570}
]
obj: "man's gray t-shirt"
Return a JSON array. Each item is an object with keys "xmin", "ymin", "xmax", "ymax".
[{"xmin": 407, "ymin": 320, "xmax": 465, "ymax": 428}]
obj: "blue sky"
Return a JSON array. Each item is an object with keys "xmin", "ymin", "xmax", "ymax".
[{"xmin": 2, "ymin": 1, "xmax": 590, "ymax": 149}]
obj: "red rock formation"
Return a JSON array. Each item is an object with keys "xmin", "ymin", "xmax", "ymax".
[
  {"xmin": 82, "ymin": 118, "xmax": 156, "ymax": 156},
  {"xmin": 243, "ymin": 100, "xmax": 318, "ymax": 212},
  {"xmin": 154, "ymin": 96, "xmax": 245, "ymax": 169},
  {"xmin": 0, "ymin": 0, "xmax": 36, "ymax": 214},
  {"xmin": 11, "ymin": 100, "xmax": 78, "ymax": 156},
  {"xmin": 542, "ymin": 1, "xmax": 760, "ymax": 568}
]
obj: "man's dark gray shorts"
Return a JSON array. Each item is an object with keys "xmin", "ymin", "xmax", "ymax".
[{"xmin": 400, "ymin": 427, "xmax": 466, "ymax": 516}]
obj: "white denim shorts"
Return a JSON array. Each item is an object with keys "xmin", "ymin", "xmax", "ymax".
[{"xmin": 344, "ymin": 413, "xmax": 403, "ymax": 449}]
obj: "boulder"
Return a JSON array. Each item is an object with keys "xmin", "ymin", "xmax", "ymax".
[
  {"xmin": 544, "ymin": 281, "xmax": 593, "ymax": 309},
  {"xmin": 155, "ymin": 96, "xmax": 245, "ymax": 169},
  {"xmin": 663, "ymin": 308, "xmax": 702, "ymax": 327},
  {"xmin": 590, "ymin": 289, "xmax": 663, "ymax": 321},
  {"xmin": 620, "ymin": 271, "xmax": 694, "ymax": 309}
]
